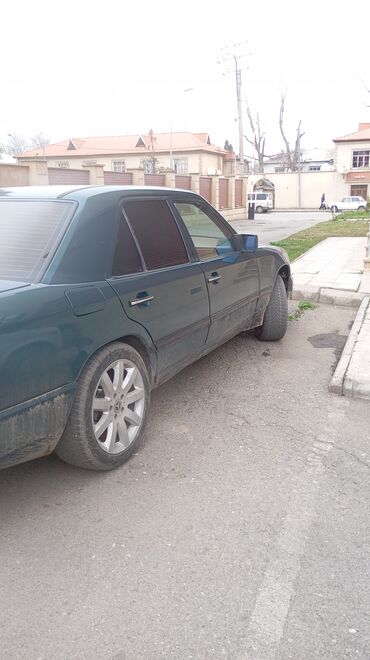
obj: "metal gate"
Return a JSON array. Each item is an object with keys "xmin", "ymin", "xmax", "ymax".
[
  {"xmin": 48, "ymin": 168, "xmax": 90, "ymax": 185},
  {"xmin": 175, "ymin": 175, "xmax": 191, "ymax": 190},
  {"xmin": 144, "ymin": 174, "xmax": 166, "ymax": 186},
  {"xmin": 219, "ymin": 178, "xmax": 229, "ymax": 209},
  {"xmin": 350, "ymin": 184, "xmax": 368, "ymax": 198},
  {"xmin": 104, "ymin": 171, "xmax": 133, "ymax": 185},
  {"xmin": 235, "ymin": 179, "xmax": 243, "ymax": 208},
  {"xmin": 199, "ymin": 177, "xmax": 212, "ymax": 202}
]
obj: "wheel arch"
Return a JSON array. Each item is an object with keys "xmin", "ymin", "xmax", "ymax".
[
  {"xmin": 114, "ymin": 334, "xmax": 155, "ymax": 385},
  {"xmin": 277, "ymin": 263, "xmax": 291, "ymax": 292}
]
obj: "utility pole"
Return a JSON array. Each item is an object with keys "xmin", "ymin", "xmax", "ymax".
[
  {"xmin": 218, "ymin": 44, "xmax": 248, "ymax": 177},
  {"xmin": 297, "ymin": 124, "xmax": 303, "ymax": 209},
  {"xmin": 233, "ymin": 55, "xmax": 245, "ymax": 176}
]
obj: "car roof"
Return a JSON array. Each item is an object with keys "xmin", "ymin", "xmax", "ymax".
[{"xmin": 0, "ymin": 185, "xmax": 198, "ymax": 200}]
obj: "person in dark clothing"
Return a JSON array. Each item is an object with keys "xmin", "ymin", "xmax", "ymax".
[{"xmin": 320, "ymin": 193, "xmax": 326, "ymax": 210}]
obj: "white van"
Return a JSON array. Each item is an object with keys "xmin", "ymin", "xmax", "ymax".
[{"xmin": 248, "ymin": 192, "xmax": 273, "ymax": 213}]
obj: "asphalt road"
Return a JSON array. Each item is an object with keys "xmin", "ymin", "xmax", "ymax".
[
  {"xmin": 1, "ymin": 303, "xmax": 370, "ymax": 659},
  {"xmin": 230, "ymin": 210, "xmax": 332, "ymax": 244}
]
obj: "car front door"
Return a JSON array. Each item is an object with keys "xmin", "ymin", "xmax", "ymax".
[
  {"xmin": 108, "ymin": 198, "xmax": 210, "ymax": 382},
  {"xmin": 341, "ymin": 197, "xmax": 351, "ymax": 210},
  {"xmin": 173, "ymin": 200, "xmax": 260, "ymax": 350}
]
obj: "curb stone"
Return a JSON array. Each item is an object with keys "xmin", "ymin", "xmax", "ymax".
[{"xmin": 330, "ymin": 296, "xmax": 370, "ymax": 397}]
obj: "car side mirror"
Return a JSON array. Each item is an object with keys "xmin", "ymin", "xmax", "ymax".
[{"xmin": 233, "ymin": 233, "xmax": 258, "ymax": 253}]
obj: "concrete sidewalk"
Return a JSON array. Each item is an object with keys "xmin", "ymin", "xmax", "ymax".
[
  {"xmin": 289, "ymin": 236, "xmax": 370, "ymax": 400},
  {"xmin": 291, "ymin": 237, "xmax": 370, "ymax": 307}
]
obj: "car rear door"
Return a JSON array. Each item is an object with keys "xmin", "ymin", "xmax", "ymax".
[
  {"xmin": 108, "ymin": 198, "xmax": 210, "ymax": 382},
  {"xmin": 173, "ymin": 200, "xmax": 260, "ymax": 349}
]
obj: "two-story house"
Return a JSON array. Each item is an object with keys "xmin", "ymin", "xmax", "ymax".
[
  {"xmin": 334, "ymin": 123, "xmax": 370, "ymax": 200},
  {"xmin": 17, "ymin": 132, "xmax": 226, "ymax": 177}
]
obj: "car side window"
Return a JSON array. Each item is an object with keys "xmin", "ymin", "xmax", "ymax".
[
  {"xmin": 174, "ymin": 202, "xmax": 233, "ymax": 261},
  {"xmin": 123, "ymin": 199, "xmax": 189, "ymax": 270},
  {"xmin": 112, "ymin": 215, "xmax": 143, "ymax": 276}
]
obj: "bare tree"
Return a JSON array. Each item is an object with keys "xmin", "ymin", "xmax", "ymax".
[
  {"xmin": 279, "ymin": 92, "xmax": 304, "ymax": 172},
  {"xmin": 244, "ymin": 101, "xmax": 266, "ymax": 173},
  {"xmin": 2, "ymin": 134, "xmax": 30, "ymax": 156},
  {"xmin": 30, "ymin": 132, "xmax": 50, "ymax": 151}
]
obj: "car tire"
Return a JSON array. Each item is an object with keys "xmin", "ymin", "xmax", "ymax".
[
  {"xmin": 359, "ymin": 206, "xmax": 366, "ymax": 211},
  {"xmin": 56, "ymin": 342, "xmax": 150, "ymax": 471},
  {"xmin": 255, "ymin": 275, "xmax": 288, "ymax": 341},
  {"xmin": 255, "ymin": 205, "xmax": 263, "ymax": 214},
  {"xmin": 331, "ymin": 205, "xmax": 338, "ymax": 213}
]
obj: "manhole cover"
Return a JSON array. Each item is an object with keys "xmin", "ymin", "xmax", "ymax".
[
  {"xmin": 308, "ymin": 332, "xmax": 346, "ymax": 348},
  {"xmin": 308, "ymin": 332, "xmax": 348, "ymax": 371}
]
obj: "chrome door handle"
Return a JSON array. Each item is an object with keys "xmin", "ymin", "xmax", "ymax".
[
  {"xmin": 207, "ymin": 275, "xmax": 222, "ymax": 283},
  {"xmin": 129, "ymin": 295, "xmax": 154, "ymax": 307}
]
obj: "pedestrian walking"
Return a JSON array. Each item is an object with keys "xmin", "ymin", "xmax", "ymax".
[{"xmin": 320, "ymin": 193, "xmax": 326, "ymax": 210}]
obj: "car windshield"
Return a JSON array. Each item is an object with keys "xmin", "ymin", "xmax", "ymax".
[{"xmin": 0, "ymin": 199, "xmax": 74, "ymax": 282}]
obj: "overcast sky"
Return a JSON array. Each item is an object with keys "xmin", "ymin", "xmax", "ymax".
[{"xmin": 1, "ymin": 0, "xmax": 370, "ymax": 156}]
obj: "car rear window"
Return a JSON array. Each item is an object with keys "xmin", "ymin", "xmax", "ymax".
[{"xmin": 0, "ymin": 200, "xmax": 74, "ymax": 282}]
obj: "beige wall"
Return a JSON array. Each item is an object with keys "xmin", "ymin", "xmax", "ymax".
[
  {"xmin": 249, "ymin": 171, "xmax": 347, "ymax": 208},
  {"xmin": 43, "ymin": 150, "xmax": 220, "ymax": 175},
  {"xmin": 0, "ymin": 164, "xmax": 29, "ymax": 186}
]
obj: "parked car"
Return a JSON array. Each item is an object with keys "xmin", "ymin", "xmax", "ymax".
[
  {"xmin": 0, "ymin": 185, "xmax": 292, "ymax": 471},
  {"xmin": 247, "ymin": 192, "xmax": 273, "ymax": 213},
  {"xmin": 330, "ymin": 196, "xmax": 367, "ymax": 213}
]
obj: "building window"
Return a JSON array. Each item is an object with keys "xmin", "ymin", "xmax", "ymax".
[
  {"xmin": 309, "ymin": 165, "xmax": 321, "ymax": 171},
  {"xmin": 174, "ymin": 158, "xmax": 188, "ymax": 174},
  {"xmin": 112, "ymin": 160, "xmax": 126, "ymax": 173},
  {"xmin": 57, "ymin": 161, "xmax": 69, "ymax": 168},
  {"xmin": 352, "ymin": 150, "xmax": 370, "ymax": 168},
  {"xmin": 274, "ymin": 167, "xmax": 285, "ymax": 173}
]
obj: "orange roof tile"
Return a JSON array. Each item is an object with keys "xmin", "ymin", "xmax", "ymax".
[
  {"xmin": 18, "ymin": 132, "xmax": 225, "ymax": 158},
  {"xmin": 334, "ymin": 126, "xmax": 370, "ymax": 142}
]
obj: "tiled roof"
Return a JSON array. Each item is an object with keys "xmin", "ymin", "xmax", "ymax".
[
  {"xmin": 18, "ymin": 132, "xmax": 225, "ymax": 158},
  {"xmin": 334, "ymin": 125, "xmax": 370, "ymax": 143}
]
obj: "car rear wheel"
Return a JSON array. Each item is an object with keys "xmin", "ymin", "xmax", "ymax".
[
  {"xmin": 255, "ymin": 275, "xmax": 288, "ymax": 341},
  {"xmin": 359, "ymin": 206, "xmax": 366, "ymax": 211},
  {"xmin": 56, "ymin": 343, "xmax": 150, "ymax": 471},
  {"xmin": 255, "ymin": 205, "xmax": 263, "ymax": 214},
  {"xmin": 331, "ymin": 205, "xmax": 338, "ymax": 213}
]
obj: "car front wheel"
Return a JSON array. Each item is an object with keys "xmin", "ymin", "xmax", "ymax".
[
  {"xmin": 56, "ymin": 343, "xmax": 150, "ymax": 470},
  {"xmin": 331, "ymin": 205, "xmax": 338, "ymax": 213},
  {"xmin": 359, "ymin": 206, "xmax": 366, "ymax": 211},
  {"xmin": 255, "ymin": 275, "xmax": 288, "ymax": 341},
  {"xmin": 255, "ymin": 205, "xmax": 263, "ymax": 214}
]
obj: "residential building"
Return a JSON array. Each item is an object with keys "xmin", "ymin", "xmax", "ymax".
[
  {"xmin": 17, "ymin": 132, "xmax": 226, "ymax": 176},
  {"xmin": 263, "ymin": 149, "xmax": 334, "ymax": 174},
  {"xmin": 333, "ymin": 123, "xmax": 370, "ymax": 200}
]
